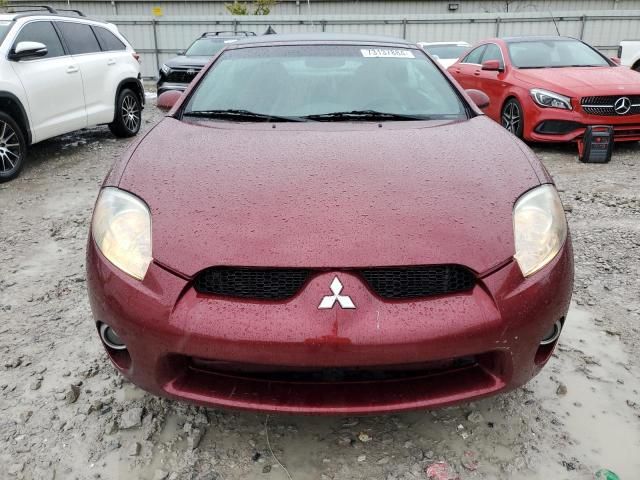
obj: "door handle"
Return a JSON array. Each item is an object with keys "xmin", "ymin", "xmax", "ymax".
[
  {"xmin": 66, "ymin": 65, "xmax": 79, "ymax": 73},
  {"xmin": 473, "ymin": 71, "xmax": 481, "ymax": 76},
  {"xmin": 107, "ymin": 59, "xmax": 116, "ymax": 66}
]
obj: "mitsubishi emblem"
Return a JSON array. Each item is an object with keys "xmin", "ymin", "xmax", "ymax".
[{"xmin": 318, "ymin": 277, "xmax": 356, "ymax": 309}]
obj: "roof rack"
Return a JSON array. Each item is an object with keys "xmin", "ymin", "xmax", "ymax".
[
  {"xmin": 57, "ymin": 8, "xmax": 85, "ymax": 17},
  {"xmin": 2, "ymin": 5, "xmax": 86, "ymax": 16},
  {"xmin": 201, "ymin": 31, "xmax": 256, "ymax": 37},
  {"xmin": 3, "ymin": 4, "xmax": 58, "ymax": 13}
]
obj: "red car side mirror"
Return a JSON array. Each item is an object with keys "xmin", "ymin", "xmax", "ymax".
[
  {"xmin": 610, "ymin": 56, "xmax": 621, "ymax": 65},
  {"xmin": 157, "ymin": 90, "xmax": 183, "ymax": 111},
  {"xmin": 481, "ymin": 59, "xmax": 503, "ymax": 72},
  {"xmin": 466, "ymin": 89, "xmax": 490, "ymax": 109}
]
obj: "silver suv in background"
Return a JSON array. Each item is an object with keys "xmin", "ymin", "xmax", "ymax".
[{"xmin": 0, "ymin": 6, "xmax": 144, "ymax": 182}]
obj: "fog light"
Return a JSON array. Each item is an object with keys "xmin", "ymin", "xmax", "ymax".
[
  {"xmin": 99, "ymin": 323, "xmax": 127, "ymax": 350},
  {"xmin": 540, "ymin": 320, "xmax": 563, "ymax": 346}
]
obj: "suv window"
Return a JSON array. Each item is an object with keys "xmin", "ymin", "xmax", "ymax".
[
  {"xmin": 13, "ymin": 21, "xmax": 65, "ymax": 58},
  {"xmin": 462, "ymin": 45, "xmax": 486, "ymax": 64},
  {"xmin": 185, "ymin": 38, "xmax": 230, "ymax": 57},
  {"xmin": 56, "ymin": 21, "xmax": 100, "ymax": 55},
  {"xmin": 481, "ymin": 43, "xmax": 504, "ymax": 68},
  {"xmin": 93, "ymin": 26, "xmax": 126, "ymax": 52}
]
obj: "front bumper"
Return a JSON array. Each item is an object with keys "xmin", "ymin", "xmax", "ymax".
[
  {"xmin": 522, "ymin": 97, "xmax": 640, "ymax": 143},
  {"xmin": 156, "ymin": 81, "xmax": 188, "ymax": 96},
  {"xmin": 87, "ymin": 239, "xmax": 573, "ymax": 415}
]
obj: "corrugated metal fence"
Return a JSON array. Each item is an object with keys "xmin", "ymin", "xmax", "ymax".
[
  {"xmin": 8, "ymin": 0, "xmax": 639, "ymax": 16},
  {"xmin": 103, "ymin": 11, "xmax": 640, "ymax": 78}
]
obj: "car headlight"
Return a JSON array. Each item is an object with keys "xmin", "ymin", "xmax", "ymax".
[
  {"xmin": 530, "ymin": 88, "xmax": 572, "ymax": 110},
  {"xmin": 513, "ymin": 184, "xmax": 567, "ymax": 277},
  {"xmin": 92, "ymin": 187, "xmax": 152, "ymax": 280},
  {"xmin": 160, "ymin": 64, "xmax": 171, "ymax": 76}
]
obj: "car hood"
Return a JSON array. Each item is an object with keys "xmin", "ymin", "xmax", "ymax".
[
  {"xmin": 513, "ymin": 66, "xmax": 640, "ymax": 94},
  {"xmin": 164, "ymin": 55, "xmax": 210, "ymax": 69},
  {"xmin": 117, "ymin": 116, "xmax": 542, "ymax": 277}
]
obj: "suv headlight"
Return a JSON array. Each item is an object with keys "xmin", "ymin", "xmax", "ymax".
[
  {"xmin": 513, "ymin": 185, "xmax": 567, "ymax": 277},
  {"xmin": 160, "ymin": 64, "xmax": 171, "ymax": 76},
  {"xmin": 530, "ymin": 88, "xmax": 572, "ymax": 110},
  {"xmin": 92, "ymin": 188, "xmax": 152, "ymax": 280}
]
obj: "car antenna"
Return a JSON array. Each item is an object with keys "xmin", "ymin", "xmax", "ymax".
[{"xmin": 548, "ymin": 10, "xmax": 561, "ymax": 35}]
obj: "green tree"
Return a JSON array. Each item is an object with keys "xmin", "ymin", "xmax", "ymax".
[
  {"xmin": 225, "ymin": 1, "xmax": 249, "ymax": 15},
  {"xmin": 225, "ymin": 0, "xmax": 276, "ymax": 15},
  {"xmin": 253, "ymin": 0, "xmax": 276, "ymax": 15}
]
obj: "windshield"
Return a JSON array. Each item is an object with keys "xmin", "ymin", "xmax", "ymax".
[
  {"xmin": 0, "ymin": 21, "xmax": 12, "ymax": 45},
  {"xmin": 185, "ymin": 38, "xmax": 232, "ymax": 57},
  {"xmin": 423, "ymin": 44, "xmax": 468, "ymax": 59},
  {"xmin": 508, "ymin": 39, "xmax": 610, "ymax": 68},
  {"xmin": 184, "ymin": 45, "xmax": 467, "ymax": 121}
]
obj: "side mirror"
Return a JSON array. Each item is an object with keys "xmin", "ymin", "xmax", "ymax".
[
  {"xmin": 157, "ymin": 90, "xmax": 183, "ymax": 111},
  {"xmin": 610, "ymin": 56, "xmax": 621, "ymax": 65},
  {"xmin": 9, "ymin": 41, "xmax": 48, "ymax": 61},
  {"xmin": 177, "ymin": 50, "xmax": 186, "ymax": 56},
  {"xmin": 481, "ymin": 59, "xmax": 503, "ymax": 72},
  {"xmin": 466, "ymin": 89, "xmax": 490, "ymax": 109}
]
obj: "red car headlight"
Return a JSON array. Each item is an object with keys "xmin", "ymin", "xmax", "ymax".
[
  {"xmin": 91, "ymin": 187, "xmax": 152, "ymax": 281},
  {"xmin": 530, "ymin": 88, "xmax": 572, "ymax": 110},
  {"xmin": 513, "ymin": 184, "xmax": 568, "ymax": 277}
]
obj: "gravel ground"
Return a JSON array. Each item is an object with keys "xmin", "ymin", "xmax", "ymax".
[{"xmin": 0, "ymin": 104, "xmax": 639, "ymax": 480}]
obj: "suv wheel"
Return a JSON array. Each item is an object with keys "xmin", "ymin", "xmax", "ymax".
[
  {"xmin": 109, "ymin": 88, "xmax": 142, "ymax": 138},
  {"xmin": 0, "ymin": 112, "xmax": 26, "ymax": 183}
]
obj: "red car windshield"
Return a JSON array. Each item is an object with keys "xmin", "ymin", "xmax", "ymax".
[
  {"xmin": 508, "ymin": 39, "xmax": 610, "ymax": 69},
  {"xmin": 184, "ymin": 44, "xmax": 468, "ymax": 121}
]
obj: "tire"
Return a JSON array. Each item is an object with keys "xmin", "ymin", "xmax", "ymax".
[
  {"xmin": 501, "ymin": 98, "xmax": 524, "ymax": 138},
  {"xmin": 0, "ymin": 111, "xmax": 27, "ymax": 183},
  {"xmin": 633, "ymin": 62, "xmax": 640, "ymax": 73},
  {"xmin": 109, "ymin": 88, "xmax": 142, "ymax": 138}
]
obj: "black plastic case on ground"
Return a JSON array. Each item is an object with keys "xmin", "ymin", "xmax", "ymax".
[{"xmin": 580, "ymin": 125, "xmax": 614, "ymax": 163}]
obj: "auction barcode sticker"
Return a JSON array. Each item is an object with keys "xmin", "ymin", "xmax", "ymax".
[{"xmin": 361, "ymin": 48, "xmax": 415, "ymax": 58}]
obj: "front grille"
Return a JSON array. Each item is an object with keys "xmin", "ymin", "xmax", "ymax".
[
  {"xmin": 360, "ymin": 265, "xmax": 475, "ymax": 299},
  {"xmin": 581, "ymin": 95, "xmax": 640, "ymax": 116},
  {"xmin": 194, "ymin": 267, "xmax": 311, "ymax": 300},
  {"xmin": 190, "ymin": 356, "xmax": 478, "ymax": 383},
  {"xmin": 194, "ymin": 265, "xmax": 475, "ymax": 300},
  {"xmin": 166, "ymin": 68, "xmax": 201, "ymax": 84}
]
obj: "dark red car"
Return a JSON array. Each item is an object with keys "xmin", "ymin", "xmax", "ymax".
[
  {"xmin": 448, "ymin": 36, "xmax": 640, "ymax": 156},
  {"xmin": 87, "ymin": 34, "xmax": 573, "ymax": 414}
]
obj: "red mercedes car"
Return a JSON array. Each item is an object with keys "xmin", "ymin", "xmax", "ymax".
[
  {"xmin": 448, "ymin": 36, "xmax": 640, "ymax": 156},
  {"xmin": 87, "ymin": 34, "xmax": 573, "ymax": 414}
]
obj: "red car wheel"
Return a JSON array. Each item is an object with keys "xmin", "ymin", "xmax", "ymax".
[{"xmin": 501, "ymin": 98, "xmax": 524, "ymax": 138}]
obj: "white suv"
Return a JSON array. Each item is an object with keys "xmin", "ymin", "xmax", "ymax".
[{"xmin": 0, "ymin": 7, "xmax": 144, "ymax": 182}]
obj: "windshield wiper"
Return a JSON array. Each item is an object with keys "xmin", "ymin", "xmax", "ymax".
[
  {"xmin": 303, "ymin": 110, "xmax": 430, "ymax": 121},
  {"xmin": 184, "ymin": 109, "xmax": 307, "ymax": 122}
]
